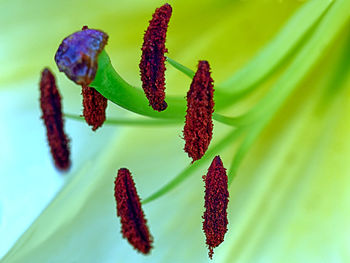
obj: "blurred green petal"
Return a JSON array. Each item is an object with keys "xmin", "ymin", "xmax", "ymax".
[{"xmin": 1, "ymin": 0, "xmax": 350, "ymax": 262}]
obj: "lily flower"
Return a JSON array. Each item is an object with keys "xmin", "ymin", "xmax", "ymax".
[{"xmin": 1, "ymin": 0, "xmax": 350, "ymax": 262}]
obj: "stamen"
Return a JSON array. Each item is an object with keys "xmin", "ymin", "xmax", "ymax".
[
  {"xmin": 202, "ymin": 156, "xmax": 229, "ymax": 259},
  {"xmin": 40, "ymin": 68, "xmax": 71, "ymax": 171},
  {"xmin": 55, "ymin": 28, "xmax": 108, "ymax": 86},
  {"xmin": 139, "ymin": 3, "xmax": 172, "ymax": 112},
  {"xmin": 114, "ymin": 168, "xmax": 153, "ymax": 254},
  {"xmin": 183, "ymin": 60, "xmax": 214, "ymax": 162},
  {"xmin": 81, "ymin": 86, "xmax": 107, "ymax": 131},
  {"xmin": 79, "ymin": 26, "xmax": 108, "ymax": 131}
]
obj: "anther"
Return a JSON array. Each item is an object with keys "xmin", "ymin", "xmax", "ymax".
[
  {"xmin": 202, "ymin": 156, "xmax": 229, "ymax": 259},
  {"xmin": 114, "ymin": 168, "xmax": 153, "ymax": 254},
  {"xmin": 81, "ymin": 86, "xmax": 107, "ymax": 131},
  {"xmin": 139, "ymin": 3, "xmax": 172, "ymax": 111},
  {"xmin": 39, "ymin": 68, "xmax": 71, "ymax": 171},
  {"xmin": 183, "ymin": 60, "xmax": 214, "ymax": 162}
]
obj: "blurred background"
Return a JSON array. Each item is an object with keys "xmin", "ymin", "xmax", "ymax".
[{"xmin": 1, "ymin": 0, "xmax": 350, "ymax": 262}]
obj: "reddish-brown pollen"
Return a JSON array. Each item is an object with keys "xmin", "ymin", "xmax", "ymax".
[
  {"xmin": 40, "ymin": 68, "xmax": 71, "ymax": 171},
  {"xmin": 82, "ymin": 86, "xmax": 107, "ymax": 131},
  {"xmin": 114, "ymin": 168, "xmax": 153, "ymax": 254},
  {"xmin": 80, "ymin": 26, "xmax": 108, "ymax": 131},
  {"xmin": 139, "ymin": 3, "xmax": 172, "ymax": 111},
  {"xmin": 183, "ymin": 60, "xmax": 214, "ymax": 162},
  {"xmin": 203, "ymin": 156, "xmax": 229, "ymax": 259}
]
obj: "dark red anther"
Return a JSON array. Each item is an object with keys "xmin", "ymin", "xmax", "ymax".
[
  {"xmin": 183, "ymin": 60, "xmax": 214, "ymax": 162},
  {"xmin": 202, "ymin": 156, "xmax": 229, "ymax": 259},
  {"xmin": 139, "ymin": 3, "xmax": 172, "ymax": 111},
  {"xmin": 40, "ymin": 68, "xmax": 71, "ymax": 171},
  {"xmin": 82, "ymin": 86, "xmax": 107, "ymax": 131},
  {"xmin": 114, "ymin": 168, "xmax": 153, "ymax": 254}
]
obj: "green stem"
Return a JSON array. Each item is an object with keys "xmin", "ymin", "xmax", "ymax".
[
  {"xmin": 91, "ymin": 50, "xmax": 186, "ymax": 120},
  {"xmin": 212, "ymin": 113, "xmax": 241, "ymax": 127},
  {"xmin": 142, "ymin": 128, "xmax": 243, "ymax": 204},
  {"xmin": 166, "ymin": 56, "xmax": 194, "ymax": 78},
  {"xmin": 65, "ymin": 113, "xmax": 181, "ymax": 126},
  {"xmin": 91, "ymin": 50, "xmax": 243, "ymax": 125}
]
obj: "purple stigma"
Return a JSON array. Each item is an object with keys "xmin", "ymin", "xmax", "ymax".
[{"xmin": 55, "ymin": 29, "xmax": 108, "ymax": 86}]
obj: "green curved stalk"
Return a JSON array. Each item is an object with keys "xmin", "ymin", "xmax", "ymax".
[
  {"xmin": 212, "ymin": 113, "xmax": 241, "ymax": 127},
  {"xmin": 65, "ymin": 113, "xmax": 181, "ymax": 126},
  {"xmin": 166, "ymin": 56, "xmax": 194, "ymax": 78},
  {"xmin": 91, "ymin": 51, "xmax": 244, "ymax": 126},
  {"xmin": 66, "ymin": 112, "xmax": 239, "ymax": 128},
  {"xmin": 91, "ymin": 51, "xmax": 238, "ymax": 124},
  {"xmin": 91, "ymin": 50, "xmax": 186, "ymax": 120}
]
